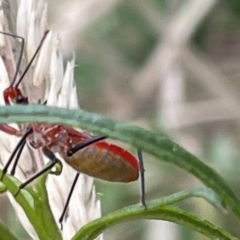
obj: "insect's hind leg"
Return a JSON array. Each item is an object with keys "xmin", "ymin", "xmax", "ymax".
[
  {"xmin": 137, "ymin": 149, "xmax": 147, "ymax": 208},
  {"xmin": 67, "ymin": 135, "xmax": 107, "ymax": 156},
  {"xmin": 59, "ymin": 172, "xmax": 79, "ymax": 229}
]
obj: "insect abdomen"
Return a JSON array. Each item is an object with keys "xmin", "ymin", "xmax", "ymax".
[{"xmin": 64, "ymin": 141, "xmax": 139, "ymax": 182}]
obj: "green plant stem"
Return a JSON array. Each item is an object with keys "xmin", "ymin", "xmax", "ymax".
[
  {"xmin": 0, "ymin": 222, "xmax": 18, "ymax": 240},
  {"xmin": 0, "ymin": 169, "xmax": 61, "ymax": 240}
]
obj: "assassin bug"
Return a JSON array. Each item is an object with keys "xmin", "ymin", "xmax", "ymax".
[{"xmin": 0, "ymin": 30, "xmax": 146, "ymax": 225}]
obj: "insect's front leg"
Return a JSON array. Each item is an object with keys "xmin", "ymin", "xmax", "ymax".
[
  {"xmin": 15, "ymin": 146, "xmax": 60, "ymax": 193},
  {"xmin": 1, "ymin": 127, "xmax": 33, "ymax": 179},
  {"xmin": 0, "ymin": 124, "xmax": 22, "ymax": 136}
]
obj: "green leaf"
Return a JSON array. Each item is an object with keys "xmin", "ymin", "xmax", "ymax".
[
  {"xmin": 72, "ymin": 204, "xmax": 237, "ymax": 240},
  {"xmin": 34, "ymin": 171, "xmax": 62, "ymax": 239},
  {"xmin": 0, "ymin": 105, "xmax": 239, "ymax": 222},
  {"xmin": 146, "ymin": 187, "xmax": 225, "ymax": 210},
  {"xmin": 73, "ymin": 187, "xmax": 230, "ymax": 239}
]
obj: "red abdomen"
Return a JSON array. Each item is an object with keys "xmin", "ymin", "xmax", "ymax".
[{"xmin": 63, "ymin": 141, "xmax": 139, "ymax": 182}]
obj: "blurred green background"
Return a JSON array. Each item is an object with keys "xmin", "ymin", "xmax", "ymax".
[
  {"xmin": 51, "ymin": 0, "xmax": 240, "ymax": 239},
  {"xmin": 2, "ymin": 0, "xmax": 240, "ymax": 239}
]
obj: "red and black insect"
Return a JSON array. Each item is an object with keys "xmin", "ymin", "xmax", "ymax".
[{"xmin": 0, "ymin": 30, "xmax": 146, "ymax": 225}]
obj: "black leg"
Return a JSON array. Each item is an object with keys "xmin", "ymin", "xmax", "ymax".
[
  {"xmin": 10, "ymin": 140, "xmax": 26, "ymax": 176},
  {"xmin": 59, "ymin": 172, "xmax": 80, "ymax": 229},
  {"xmin": 67, "ymin": 135, "xmax": 107, "ymax": 156},
  {"xmin": 1, "ymin": 127, "xmax": 33, "ymax": 180},
  {"xmin": 137, "ymin": 149, "xmax": 147, "ymax": 208},
  {"xmin": 16, "ymin": 146, "xmax": 59, "ymax": 194}
]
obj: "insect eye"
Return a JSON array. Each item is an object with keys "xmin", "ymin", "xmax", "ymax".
[{"xmin": 16, "ymin": 95, "xmax": 28, "ymax": 104}]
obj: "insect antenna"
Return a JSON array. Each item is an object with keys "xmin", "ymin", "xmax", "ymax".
[
  {"xmin": 15, "ymin": 30, "xmax": 49, "ymax": 89},
  {"xmin": 1, "ymin": 31, "xmax": 49, "ymax": 177},
  {"xmin": 0, "ymin": 31, "xmax": 25, "ymax": 87}
]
